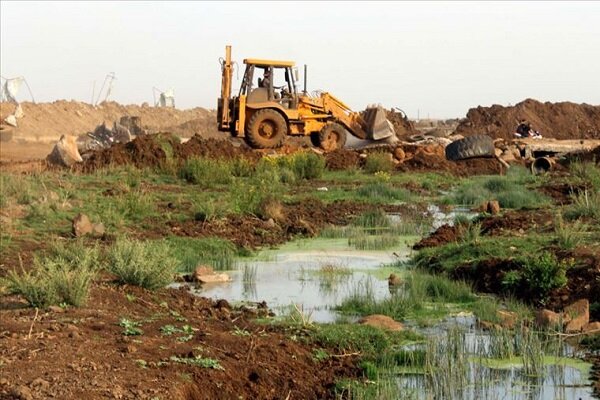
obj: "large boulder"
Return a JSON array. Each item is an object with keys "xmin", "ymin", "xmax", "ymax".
[
  {"xmin": 47, "ymin": 135, "xmax": 83, "ymax": 167},
  {"xmin": 72, "ymin": 213, "xmax": 93, "ymax": 237}
]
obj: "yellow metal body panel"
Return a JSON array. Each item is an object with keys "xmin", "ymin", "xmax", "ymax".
[{"xmin": 243, "ymin": 58, "xmax": 295, "ymax": 67}]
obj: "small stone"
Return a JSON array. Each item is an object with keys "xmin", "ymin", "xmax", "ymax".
[
  {"xmin": 11, "ymin": 385, "xmax": 33, "ymax": 400},
  {"xmin": 582, "ymin": 321, "xmax": 600, "ymax": 333},
  {"xmin": 388, "ymin": 273, "xmax": 402, "ymax": 286},
  {"xmin": 487, "ymin": 200, "xmax": 501, "ymax": 215},
  {"xmin": 564, "ymin": 299, "xmax": 590, "ymax": 333},
  {"xmin": 393, "ymin": 147, "xmax": 405, "ymax": 161},
  {"xmin": 197, "ymin": 273, "xmax": 231, "ymax": 284},
  {"xmin": 358, "ymin": 315, "xmax": 403, "ymax": 331},
  {"xmin": 497, "ymin": 310, "xmax": 517, "ymax": 329},
  {"xmin": 265, "ymin": 218, "xmax": 276, "ymax": 228},
  {"xmin": 535, "ymin": 309, "xmax": 562, "ymax": 328},
  {"xmin": 92, "ymin": 223, "xmax": 106, "ymax": 237},
  {"xmin": 193, "ymin": 265, "xmax": 213, "ymax": 281},
  {"xmin": 48, "ymin": 305, "xmax": 65, "ymax": 313},
  {"xmin": 72, "ymin": 213, "xmax": 93, "ymax": 237},
  {"xmin": 31, "ymin": 378, "xmax": 50, "ymax": 391}
]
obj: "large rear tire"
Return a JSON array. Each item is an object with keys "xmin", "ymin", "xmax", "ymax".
[
  {"xmin": 318, "ymin": 123, "xmax": 347, "ymax": 152},
  {"xmin": 445, "ymin": 135, "xmax": 495, "ymax": 161},
  {"xmin": 245, "ymin": 109, "xmax": 287, "ymax": 149}
]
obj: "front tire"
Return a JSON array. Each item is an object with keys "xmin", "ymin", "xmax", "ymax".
[
  {"xmin": 245, "ymin": 109, "xmax": 287, "ymax": 149},
  {"xmin": 318, "ymin": 123, "xmax": 347, "ymax": 152}
]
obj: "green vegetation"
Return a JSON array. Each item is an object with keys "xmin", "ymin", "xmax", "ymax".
[
  {"xmin": 166, "ymin": 236, "xmax": 237, "ymax": 272},
  {"xmin": 178, "ymin": 157, "xmax": 232, "ymax": 187},
  {"xmin": 444, "ymin": 168, "xmax": 550, "ymax": 209},
  {"xmin": 107, "ymin": 238, "xmax": 178, "ymax": 289},
  {"xmin": 119, "ymin": 318, "xmax": 143, "ymax": 336},
  {"xmin": 565, "ymin": 189, "xmax": 600, "ymax": 221},
  {"xmin": 364, "ymin": 153, "xmax": 394, "ymax": 174},
  {"xmin": 170, "ymin": 355, "xmax": 224, "ymax": 370},
  {"xmin": 7, "ymin": 241, "xmax": 100, "ymax": 307}
]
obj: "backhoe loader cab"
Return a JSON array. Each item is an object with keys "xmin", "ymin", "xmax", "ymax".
[{"xmin": 217, "ymin": 45, "xmax": 395, "ymax": 150}]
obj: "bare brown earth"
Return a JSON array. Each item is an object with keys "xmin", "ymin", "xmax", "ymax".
[
  {"xmin": 0, "ymin": 101, "xmax": 220, "ymax": 144},
  {"xmin": 0, "ymin": 284, "xmax": 359, "ymax": 400},
  {"xmin": 454, "ymin": 98, "xmax": 600, "ymax": 140}
]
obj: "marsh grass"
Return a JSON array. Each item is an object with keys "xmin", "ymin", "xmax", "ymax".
[
  {"xmin": 166, "ymin": 236, "xmax": 237, "ymax": 272},
  {"xmin": 107, "ymin": 238, "xmax": 178, "ymax": 289},
  {"xmin": 357, "ymin": 182, "xmax": 411, "ymax": 202},
  {"xmin": 348, "ymin": 233, "xmax": 400, "ymax": 250},
  {"xmin": 445, "ymin": 171, "xmax": 549, "ymax": 209}
]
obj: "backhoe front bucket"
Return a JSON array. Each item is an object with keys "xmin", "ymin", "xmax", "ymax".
[{"xmin": 361, "ymin": 106, "xmax": 395, "ymax": 140}]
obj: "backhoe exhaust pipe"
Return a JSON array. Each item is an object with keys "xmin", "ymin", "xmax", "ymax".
[{"xmin": 303, "ymin": 64, "xmax": 308, "ymax": 95}]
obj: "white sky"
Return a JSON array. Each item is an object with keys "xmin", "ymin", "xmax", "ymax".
[{"xmin": 1, "ymin": 1, "xmax": 599, "ymax": 118}]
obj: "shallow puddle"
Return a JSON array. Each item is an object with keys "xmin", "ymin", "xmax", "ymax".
[{"xmin": 182, "ymin": 237, "xmax": 412, "ymax": 322}]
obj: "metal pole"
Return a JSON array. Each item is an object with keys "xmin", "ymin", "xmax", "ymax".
[{"xmin": 303, "ymin": 64, "xmax": 307, "ymax": 95}]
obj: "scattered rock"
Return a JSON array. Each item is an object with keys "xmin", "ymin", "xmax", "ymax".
[
  {"xmin": 193, "ymin": 265, "xmax": 214, "ymax": 280},
  {"xmin": 388, "ymin": 273, "xmax": 402, "ymax": 286},
  {"xmin": 72, "ymin": 213, "xmax": 93, "ymax": 237},
  {"xmin": 4, "ymin": 114, "xmax": 18, "ymax": 127},
  {"xmin": 477, "ymin": 320, "xmax": 501, "ymax": 331},
  {"xmin": 197, "ymin": 273, "xmax": 231, "ymax": 284},
  {"xmin": 358, "ymin": 315, "xmax": 403, "ymax": 331},
  {"xmin": 564, "ymin": 299, "xmax": 590, "ymax": 333},
  {"xmin": 11, "ymin": 385, "xmax": 33, "ymax": 400},
  {"xmin": 92, "ymin": 222, "xmax": 106, "ymax": 237},
  {"xmin": 582, "ymin": 321, "xmax": 600, "ymax": 333},
  {"xmin": 497, "ymin": 310, "xmax": 518, "ymax": 329},
  {"xmin": 31, "ymin": 378, "xmax": 50, "ymax": 391},
  {"xmin": 393, "ymin": 147, "xmax": 406, "ymax": 161},
  {"xmin": 48, "ymin": 305, "xmax": 65, "ymax": 313},
  {"xmin": 535, "ymin": 309, "xmax": 562, "ymax": 328},
  {"xmin": 47, "ymin": 135, "xmax": 83, "ymax": 167},
  {"xmin": 487, "ymin": 200, "xmax": 501, "ymax": 215}
]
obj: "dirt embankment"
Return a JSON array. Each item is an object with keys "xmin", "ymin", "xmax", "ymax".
[
  {"xmin": 385, "ymin": 109, "xmax": 419, "ymax": 140},
  {"xmin": 454, "ymin": 98, "xmax": 600, "ymax": 140},
  {"xmin": 0, "ymin": 100, "xmax": 220, "ymax": 143}
]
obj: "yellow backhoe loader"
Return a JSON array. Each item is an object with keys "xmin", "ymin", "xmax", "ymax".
[{"xmin": 217, "ymin": 45, "xmax": 395, "ymax": 151}]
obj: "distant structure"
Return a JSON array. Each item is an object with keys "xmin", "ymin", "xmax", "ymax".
[
  {"xmin": 153, "ymin": 87, "xmax": 175, "ymax": 108},
  {"xmin": 0, "ymin": 75, "xmax": 35, "ymax": 103},
  {"xmin": 92, "ymin": 72, "xmax": 116, "ymax": 106}
]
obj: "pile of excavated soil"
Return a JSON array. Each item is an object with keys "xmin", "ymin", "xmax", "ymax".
[
  {"xmin": 0, "ymin": 285, "xmax": 359, "ymax": 399},
  {"xmin": 454, "ymin": 98, "xmax": 600, "ymax": 140},
  {"xmin": 386, "ymin": 109, "xmax": 419, "ymax": 139},
  {"xmin": 77, "ymin": 134, "xmax": 259, "ymax": 172},
  {"xmin": 0, "ymin": 100, "xmax": 220, "ymax": 143},
  {"xmin": 325, "ymin": 149, "xmax": 362, "ymax": 170}
]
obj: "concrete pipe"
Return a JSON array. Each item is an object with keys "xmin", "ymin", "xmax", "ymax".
[{"xmin": 531, "ymin": 156, "xmax": 555, "ymax": 175}]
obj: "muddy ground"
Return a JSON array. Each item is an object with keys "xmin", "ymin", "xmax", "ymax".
[{"xmin": 0, "ymin": 284, "xmax": 358, "ymax": 400}]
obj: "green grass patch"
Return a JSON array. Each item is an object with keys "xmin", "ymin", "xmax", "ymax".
[
  {"xmin": 364, "ymin": 153, "xmax": 394, "ymax": 174},
  {"xmin": 166, "ymin": 236, "xmax": 237, "ymax": 272},
  {"xmin": 178, "ymin": 157, "xmax": 232, "ymax": 187},
  {"xmin": 7, "ymin": 241, "xmax": 101, "ymax": 307},
  {"xmin": 107, "ymin": 238, "xmax": 179, "ymax": 289}
]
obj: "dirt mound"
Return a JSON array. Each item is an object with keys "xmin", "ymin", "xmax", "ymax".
[
  {"xmin": 0, "ymin": 100, "xmax": 220, "ymax": 143},
  {"xmin": 325, "ymin": 149, "xmax": 362, "ymax": 170},
  {"xmin": 386, "ymin": 109, "xmax": 419, "ymax": 140},
  {"xmin": 413, "ymin": 224, "xmax": 461, "ymax": 250},
  {"xmin": 454, "ymin": 98, "xmax": 600, "ymax": 140},
  {"xmin": 77, "ymin": 134, "xmax": 260, "ymax": 172}
]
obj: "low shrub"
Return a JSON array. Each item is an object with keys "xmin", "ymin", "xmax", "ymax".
[
  {"xmin": 7, "ymin": 241, "xmax": 101, "ymax": 307},
  {"xmin": 364, "ymin": 153, "xmax": 394, "ymax": 174},
  {"xmin": 521, "ymin": 252, "xmax": 568, "ymax": 303},
  {"xmin": 290, "ymin": 152, "xmax": 325, "ymax": 180},
  {"xmin": 107, "ymin": 238, "xmax": 178, "ymax": 289}
]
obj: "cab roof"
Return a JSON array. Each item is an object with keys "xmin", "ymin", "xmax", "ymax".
[{"xmin": 243, "ymin": 58, "xmax": 295, "ymax": 68}]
